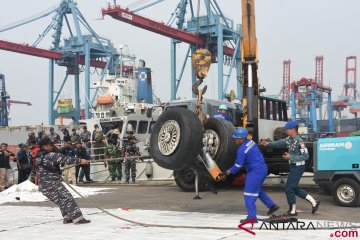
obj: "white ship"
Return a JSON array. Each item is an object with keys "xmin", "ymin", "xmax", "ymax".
[{"xmin": 0, "ymin": 47, "xmax": 174, "ymax": 183}]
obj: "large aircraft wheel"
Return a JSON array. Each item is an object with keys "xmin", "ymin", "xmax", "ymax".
[
  {"xmin": 150, "ymin": 107, "xmax": 203, "ymax": 170},
  {"xmin": 203, "ymin": 118, "xmax": 238, "ymax": 171}
]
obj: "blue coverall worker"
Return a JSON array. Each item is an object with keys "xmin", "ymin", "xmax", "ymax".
[
  {"xmin": 226, "ymin": 128, "xmax": 279, "ymax": 223},
  {"xmin": 260, "ymin": 120, "xmax": 320, "ymax": 216},
  {"xmin": 212, "ymin": 104, "xmax": 231, "ymax": 121}
]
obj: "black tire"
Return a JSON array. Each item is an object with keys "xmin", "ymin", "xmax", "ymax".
[
  {"xmin": 150, "ymin": 107, "xmax": 203, "ymax": 170},
  {"xmin": 173, "ymin": 167, "xmax": 208, "ymax": 192},
  {"xmin": 332, "ymin": 178, "xmax": 360, "ymax": 207},
  {"xmin": 204, "ymin": 118, "xmax": 238, "ymax": 171},
  {"xmin": 274, "ymin": 127, "xmax": 287, "ymax": 141}
]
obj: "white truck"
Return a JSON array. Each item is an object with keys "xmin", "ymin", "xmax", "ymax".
[{"xmin": 149, "ymin": 97, "xmax": 291, "ymax": 191}]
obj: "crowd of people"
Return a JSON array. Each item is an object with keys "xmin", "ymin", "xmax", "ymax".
[{"xmin": 0, "ymin": 124, "xmax": 141, "ymax": 191}]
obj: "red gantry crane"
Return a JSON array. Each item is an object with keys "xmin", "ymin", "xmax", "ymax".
[
  {"xmin": 332, "ymin": 56, "xmax": 359, "ymax": 118},
  {"xmin": 101, "ymin": 5, "xmax": 235, "ymax": 56},
  {"xmin": 279, "ymin": 60, "xmax": 291, "ymax": 105}
]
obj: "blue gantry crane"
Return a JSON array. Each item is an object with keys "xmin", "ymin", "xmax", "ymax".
[
  {"xmin": 102, "ymin": 0, "xmax": 242, "ymax": 100},
  {"xmin": 0, "ymin": 0, "xmax": 120, "ymax": 124}
]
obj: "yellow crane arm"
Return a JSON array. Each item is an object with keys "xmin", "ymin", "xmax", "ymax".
[
  {"xmin": 241, "ymin": 0, "xmax": 259, "ymax": 137},
  {"xmin": 241, "ymin": 0, "xmax": 258, "ymax": 62}
]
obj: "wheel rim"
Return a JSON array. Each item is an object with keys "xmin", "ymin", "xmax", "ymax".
[
  {"xmin": 337, "ymin": 184, "xmax": 355, "ymax": 203},
  {"xmin": 203, "ymin": 129, "xmax": 220, "ymax": 158},
  {"xmin": 158, "ymin": 120, "xmax": 181, "ymax": 155}
]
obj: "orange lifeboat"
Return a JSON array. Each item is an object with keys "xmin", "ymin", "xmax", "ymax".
[{"xmin": 96, "ymin": 96, "xmax": 114, "ymax": 105}]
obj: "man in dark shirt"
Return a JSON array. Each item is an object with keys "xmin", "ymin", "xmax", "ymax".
[
  {"xmin": 106, "ymin": 128, "xmax": 120, "ymax": 146},
  {"xmin": 75, "ymin": 141, "xmax": 93, "ymax": 183},
  {"xmin": 16, "ymin": 144, "xmax": 32, "ymax": 184},
  {"xmin": 62, "ymin": 128, "xmax": 71, "ymax": 142},
  {"xmin": 48, "ymin": 127, "xmax": 61, "ymax": 144},
  {"xmin": 26, "ymin": 132, "xmax": 37, "ymax": 145},
  {"xmin": 0, "ymin": 143, "xmax": 15, "ymax": 191}
]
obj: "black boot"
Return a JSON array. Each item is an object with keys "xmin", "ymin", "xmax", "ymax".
[
  {"xmin": 267, "ymin": 204, "xmax": 280, "ymax": 215},
  {"xmin": 283, "ymin": 205, "xmax": 297, "ymax": 217},
  {"xmin": 75, "ymin": 219, "xmax": 91, "ymax": 225},
  {"xmin": 63, "ymin": 218, "xmax": 73, "ymax": 224},
  {"xmin": 283, "ymin": 211, "xmax": 297, "ymax": 217},
  {"xmin": 240, "ymin": 218, "xmax": 258, "ymax": 223},
  {"xmin": 312, "ymin": 200, "xmax": 320, "ymax": 214}
]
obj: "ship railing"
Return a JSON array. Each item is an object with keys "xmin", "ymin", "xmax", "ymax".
[{"xmin": 5, "ymin": 141, "xmax": 175, "ymax": 185}]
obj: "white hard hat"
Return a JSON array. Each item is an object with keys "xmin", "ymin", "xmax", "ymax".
[{"xmin": 219, "ymin": 104, "xmax": 228, "ymax": 110}]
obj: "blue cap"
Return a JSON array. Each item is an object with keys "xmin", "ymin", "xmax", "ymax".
[
  {"xmin": 232, "ymin": 128, "xmax": 248, "ymax": 139},
  {"xmin": 219, "ymin": 104, "xmax": 228, "ymax": 110},
  {"xmin": 285, "ymin": 120, "xmax": 299, "ymax": 129}
]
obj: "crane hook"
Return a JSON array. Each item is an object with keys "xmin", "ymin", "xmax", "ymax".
[{"xmin": 192, "ymin": 78, "xmax": 207, "ymax": 96}]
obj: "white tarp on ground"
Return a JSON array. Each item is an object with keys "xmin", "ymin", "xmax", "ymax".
[
  {"xmin": 0, "ymin": 180, "xmax": 111, "ymax": 204},
  {"xmin": 0, "ymin": 206, "xmax": 359, "ymax": 240}
]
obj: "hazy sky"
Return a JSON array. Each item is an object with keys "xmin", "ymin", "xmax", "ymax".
[{"xmin": 0, "ymin": 0, "xmax": 359, "ymax": 125}]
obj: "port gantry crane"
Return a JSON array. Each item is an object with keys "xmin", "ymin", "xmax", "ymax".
[
  {"xmin": 0, "ymin": 0, "xmax": 120, "ymax": 124},
  {"xmin": 0, "ymin": 73, "xmax": 32, "ymax": 126},
  {"xmin": 102, "ymin": 0, "xmax": 242, "ymax": 101},
  {"xmin": 103, "ymin": 0, "xmax": 266, "ymax": 138},
  {"xmin": 333, "ymin": 56, "xmax": 360, "ymax": 120}
]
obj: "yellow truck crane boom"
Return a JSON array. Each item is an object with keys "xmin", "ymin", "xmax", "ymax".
[
  {"xmin": 242, "ymin": 0, "xmax": 258, "ymax": 61},
  {"xmin": 241, "ymin": 0, "xmax": 259, "ymax": 137}
]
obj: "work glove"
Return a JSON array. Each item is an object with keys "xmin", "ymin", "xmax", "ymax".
[{"xmin": 216, "ymin": 172, "xmax": 227, "ymax": 182}]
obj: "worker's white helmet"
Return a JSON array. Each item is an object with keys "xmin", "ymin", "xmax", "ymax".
[{"xmin": 219, "ymin": 104, "xmax": 228, "ymax": 111}]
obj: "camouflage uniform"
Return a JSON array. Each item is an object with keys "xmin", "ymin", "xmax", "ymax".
[
  {"xmin": 93, "ymin": 129, "xmax": 105, "ymax": 160},
  {"xmin": 35, "ymin": 151, "xmax": 85, "ymax": 223},
  {"xmin": 80, "ymin": 130, "xmax": 92, "ymax": 148},
  {"xmin": 80, "ymin": 130, "xmax": 91, "ymax": 142},
  {"xmin": 70, "ymin": 133, "xmax": 80, "ymax": 144},
  {"xmin": 124, "ymin": 158, "xmax": 136, "ymax": 183},
  {"xmin": 48, "ymin": 133, "xmax": 61, "ymax": 144},
  {"xmin": 105, "ymin": 144, "xmax": 122, "ymax": 181},
  {"xmin": 124, "ymin": 135, "xmax": 139, "ymax": 183}
]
